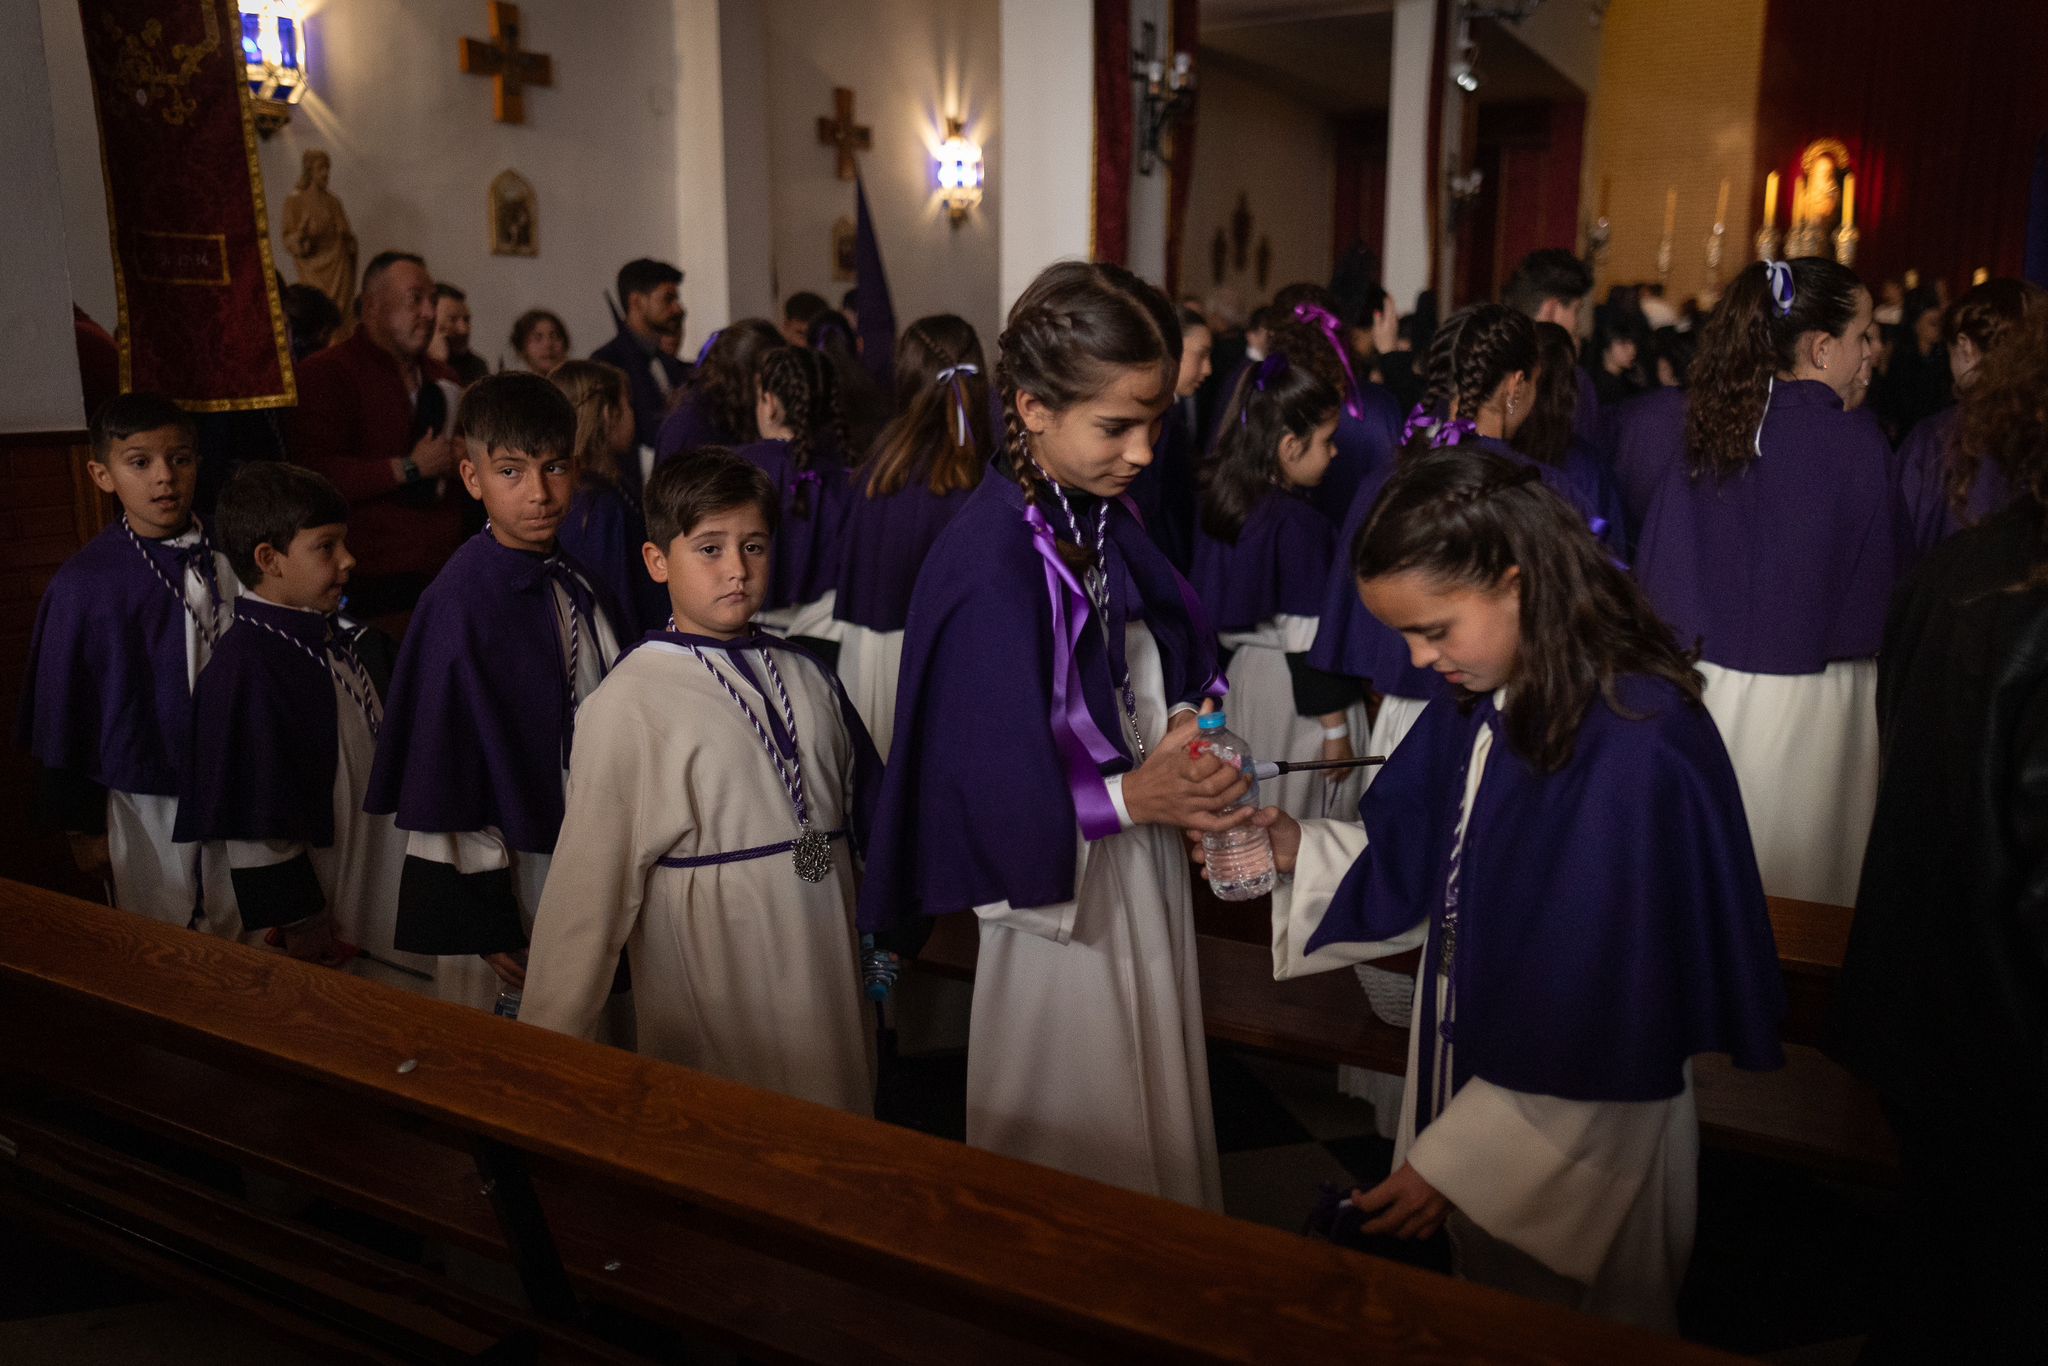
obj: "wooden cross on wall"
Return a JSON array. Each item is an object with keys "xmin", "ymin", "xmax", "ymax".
[
  {"xmin": 816, "ymin": 87, "xmax": 871, "ymax": 180},
  {"xmin": 460, "ymin": 1, "xmax": 553, "ymax": 125}
]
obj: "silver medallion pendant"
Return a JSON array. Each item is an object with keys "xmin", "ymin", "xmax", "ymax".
[{"xmin": 792, "ymin": 826, "xmax": 833, "ymax": 883}]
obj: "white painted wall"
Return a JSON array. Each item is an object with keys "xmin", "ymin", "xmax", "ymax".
[
  {"xmin": 1382, "ymin": 0, "xmax": 1435, "ymax": 314},
  {"xmin": 3, "ymin": 0, "xmax": 84, "ymax": 432},
  {"xmin": 1125, "ymin": 0, "xmax": 1172, "ymax": 286},
  {"xmin": 746, "ymin": 0, "xmax": 1004, "ymax": 346},
  {"xmin": 719, "ymin": 0, "xmax": 776, "ymax": 322},
  {"xmin": 999, "ymin": 0, "xmax": 1093, "ymax": 322},
  {"xmin": 1184, "ymin": 61, "xmax": 1334, "ymax": 306},
  {"xmin": 38, "ymin": 0, "xmax": 726, "ymax": 368}
]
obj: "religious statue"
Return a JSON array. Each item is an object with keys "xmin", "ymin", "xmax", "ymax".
[
  {"xmin": 489, "ymin": 169, "xmax": 537, "ymax": 257},
  {"xmin": 282, "ymin": 149, "xmax": 358, "ymax": 320}
]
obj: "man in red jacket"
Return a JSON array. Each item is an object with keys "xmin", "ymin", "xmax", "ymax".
[{"xmin": 288, "ymin": 251, "xmax": 464, "ymax": 619}]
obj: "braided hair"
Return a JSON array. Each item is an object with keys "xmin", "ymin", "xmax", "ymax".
[
  {"xmin": 866, "ymin": 314, "xmax": 991, "ymax": 498},
  {"xmin": 1514, "ymin": 321, "xmax": 1581, "ymax": 468},
  {"xmin": 1399, "ymin": 304, "xmax": 1539, "ymax": 459},
  {"xmin": 756, "ymin": 345, "xmax": 844, "ymax": 518},
  {"xmin": 995, "ymin": 261, "xmax": 1181, "ymax": 574},
  {"xmin": 686, "ymin": 318, "xmax": 783, "ymax": 443},
  {"xmin": 1686, "ymin": 257, "xmax": 1864, "ymax": 480},
  {"xmin": 1354, "ymin": 446, "xmax": 1700, "ymax": 770}
]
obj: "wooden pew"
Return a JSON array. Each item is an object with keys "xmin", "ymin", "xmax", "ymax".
[
  {"xmin": 0, "ymin": 879, "xmax": 1739, "ymax": 1364},
  {"xmin": 919, "ymin": 900, "xmax": 1899, "ymax": 1188}
]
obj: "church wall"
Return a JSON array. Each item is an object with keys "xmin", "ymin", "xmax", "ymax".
[
  {"xmin": 997, "ymin": 0, "xmax": 1093, "ymax": 319},
  {"xmin": 6, "ymin": 0, "xmax": 86, "ymax": 434},
  {"xmin": 747, "ymin": 0, "xmax": 1004, "ymax": 349},
  {"xmin": 1184, "ymin": 60, "xmax": 1336, "ymax": 312},
  {"xmin": 1581, "ymin": 0, "xmax": 1766, "ymax": 303},
  {"xmin": 37, "ymin": 0, "xmax": 726, "ymax": 371}
]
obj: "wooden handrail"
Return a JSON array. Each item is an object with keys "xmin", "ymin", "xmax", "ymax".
[{"xmin": 0, "ymin": 878, "xmax": 1737, "ymax": 1363}]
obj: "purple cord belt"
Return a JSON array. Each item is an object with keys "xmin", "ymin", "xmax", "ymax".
[{"xmin": 655, "ymin": 828, "xmax": 848, "ymax": 869}]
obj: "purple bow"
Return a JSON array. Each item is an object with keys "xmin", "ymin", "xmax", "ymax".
[
  {"xmin": 1764, "ymin": 260, "xmax": 1795, "ymax": 318},
  {"xmin": 1400, "ymin": 404, "xmax": 1477, "ymax": 448},
  {"xmin": 1023, "ymin": 504, "xmax": 1128, "ymax": 841},
  {"xmin": 1292, "ymin": 302, "xmax": 1365, "ymax": 421},
  {"xmin": 693, "ymin": 328, "xmax": 723, "ymax": 366},
  {"xmin": 790, "ymin": 470, "xmax": 822, "ymax": 490},
  {"xmin": 1240, "ymin": 352, "xmax": 1292, "ymax": 428}
]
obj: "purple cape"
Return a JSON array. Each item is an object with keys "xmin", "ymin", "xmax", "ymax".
[
  {"xmin": 1607, "ymin": 386, "xmax": 1689, "ymax": 544},
  {"xmin": 857, "ymin": 468, "xmax": 1222, "ymax": 925},
  {"xmin": 560, "ymin": 484, "xmax": 669, "ymax": 637},
  {"xmin": 1634, "ymin": 380, "xmax": 1902, "ymax": 673},
  {"xmin": 1128, "ymin": 400, "xmax": 1198, "ymax": 571},
  {"xmin": 1574, "ymin": 367, "xmax": 1605, "ymax": 448},
  {"xmin": 1306, "ymin": 436, "xmax": 1596, "ymax": 700},
  {"xmin": 364, "ymin": 531, "xmax": 626, "ymax": 853},
  {"xmin": 1191, "ymin": 486, "xmax": 1333, "ymax": 631},
  {"xmin": 627, "ymin": 627, "xmax": 882, "ymax": 852},
  {"xmin": 832, "ymin": 469, "xmax": 974, "ymax": 632},
  {"xmin": 653, "ymin": 391, "xmax": 740, "ymax": 465},
  {"xmin": 1898, "ymin": 406, "xmax": 2011, "ymax": 561},
  {"xmin": 173, "ymin": 596, "xmax": 344, "ymax": 846},
  {"xmin": 735, "ymin": 437, "xmax": 852, "ymax": 612},
  {"xmin": 1309, "ymin": 383, "xmax": 1404, "ymax": 528},
  {"xmin": 1308, "ymin": 676, "xmax": 1785, "ymax": 1102},
  {"xmin": 16, "ymin": 521, "xmax": 215, "ymax": 795}
]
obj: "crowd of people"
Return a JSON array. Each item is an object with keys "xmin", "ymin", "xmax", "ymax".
[{"xmin": 25, "ymin": 237, "xmax": 2048, "ymax": 1356}]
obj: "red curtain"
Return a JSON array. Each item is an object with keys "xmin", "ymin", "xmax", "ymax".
[
  {"xmin": 1163, "ymin": 0, "xmax": 1200, "ymax": 296},
  {"xmin": 1756, "ymin": 0, "xmax": 2048, "ymax": 292},
  {"xmin": 78, "ymin": 0, "xmax": 294, "ymax": 410},
  {"xmin": 1092, "ymin": 0, "xmax": 1133, "ymax": 266}
]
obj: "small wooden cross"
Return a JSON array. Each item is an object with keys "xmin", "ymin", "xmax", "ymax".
[
  {"xmin": 816, "ymin": 87, "xmax": 871, "ymax": 181},
  {"xmin": 460, "ymin": 1, "xmax": 553, "ymax": 125}
]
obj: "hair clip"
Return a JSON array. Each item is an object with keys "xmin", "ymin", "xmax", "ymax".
[
  {"xmin": 935, "ymin": 363, "xmax": 978, "ymax": 444},
  {"xmin": 1764, "ymin": 260, "xmax": 1795, "ymax": 318},
  {"xmin": 692, "ymin": 329, "xmax": 723, "ymax": 365}
]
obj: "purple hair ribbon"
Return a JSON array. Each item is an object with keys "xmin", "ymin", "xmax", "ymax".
[
  {"xmin": 1292, "ymin": 302, "xmax": 1365, "ymax": 421},
  {"xmin": 936, "ymin": 362, "xmax": 979, "ymax": 444},
  {"xmin": 1400, "ymin": 403, "xmax": 1477, "ymax": 448},
  {"xmin": 1239, "ymin": 352, "xmax": 1291, "ymax": 428},
  {"xmin": 693, "ymin": 329, "xmax": 723, "ymax": 366},
  {"xmin": 1024, "ymin": 503, "xmax": 1130, "ymax": 841},
  {"xmin": 790, "ymin": 470, "xmax": 823, "ymax": 499},
  {"xmin": 1764, "ymin": 260, "xmax": 1795, "ymax": 318}
]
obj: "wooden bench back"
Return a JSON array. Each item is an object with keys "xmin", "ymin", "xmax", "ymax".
[{"xmin": 0, "ymin": 878, "xmax": 1737, "ymax": 1363}]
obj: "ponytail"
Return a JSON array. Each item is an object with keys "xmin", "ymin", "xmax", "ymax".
[
  {"xmin": 756, "ymin": 345, "xmax": 842, "ymax": 518},
  {"xmin": 866, "ymin": 314, "xmax": 991, "ymax": 498},
  {"xmin": 1200, "ymin": 353, "xmax": 1338, "ymax": 542}
]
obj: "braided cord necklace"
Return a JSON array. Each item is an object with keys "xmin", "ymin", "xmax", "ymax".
[{"xmin": 1031, "ymin": 462, "xmax": 1148, "ymax": 764}]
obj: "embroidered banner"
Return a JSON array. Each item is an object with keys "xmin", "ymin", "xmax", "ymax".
[{"xmin": 79, "ymin": 0, "xmax": 294, "ymax": 410}]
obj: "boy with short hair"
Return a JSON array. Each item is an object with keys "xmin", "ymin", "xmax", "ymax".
[
  {"xmin": 19, "ymin": 393, "xmax": 238, "ymax": 930},
  {"xmin": 520, "ymin": 450, "xmax": 879, "ymax": 1114},
  {"xmin": 174, "ymin": 462, "xmax": 416, "ymax": 973},
  {"xmin": 365, "ymin": 371, "xmax": 627, "ymax": 1010}
]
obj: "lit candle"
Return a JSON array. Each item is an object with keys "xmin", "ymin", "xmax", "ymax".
[
  {"xmin": 1841, "ymin": 173, "xmax": 1855, "ymax": 230},
  {"xmin": 1791, "ymin": 174, "xmax": 1805, "ymax": 226},
  {"xmin": 1715, "ymin": 178, "xmax": 1730, "ymax": 227},
  {"xmin": 1663, "ymin": 187, "xmax": 1677, "ymax": 238},
  {"xmin": 1762, "ymin": 171, "xmax": 1779, "ymax": 226}
]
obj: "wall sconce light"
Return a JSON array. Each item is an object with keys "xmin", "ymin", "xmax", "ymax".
[
  {"xmin": 936, "ymin": 117, "xmax": 984, "ymax": 226},
  {"xmin": 240, "ymin": 1, "xmax": 309, "ymax": 138},
  {"xmin": 1130, "ymin": 23, "xmax": 1195, "ymax": 177}
]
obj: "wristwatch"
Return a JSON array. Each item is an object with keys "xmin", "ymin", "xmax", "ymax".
[{"xmin": 400, "ymin": 456, "xmax": 422, "ymax": 484}]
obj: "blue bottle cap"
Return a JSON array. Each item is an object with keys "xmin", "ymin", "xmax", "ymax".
[{"xmin": 1197, "ymin": 710, "xmax": 1227, "ymax": 732}]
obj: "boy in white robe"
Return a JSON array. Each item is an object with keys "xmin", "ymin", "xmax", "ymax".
[{"xmin": 520, "ymin": 449, "xmax": 879, "ymax": 1114}]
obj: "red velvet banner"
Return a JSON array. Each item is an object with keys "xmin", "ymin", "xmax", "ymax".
[
  {"xmin": 79, "ymin": 0, "xmax": 295, "ymax": 411},
  {"xmin": 1092, "ymin": 0, "xmax": 1132, "ymax": 266}
]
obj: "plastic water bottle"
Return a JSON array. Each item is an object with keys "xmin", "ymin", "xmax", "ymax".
[
  {"xmin": 1196, "ymin": 711, "xmax": 1275, "ymax": 900},
  {"xmin": 493, "ymin": 989, "xmax": 522, "ymax": 1020},
  {"xmin": 860, "ymin": 933, "xmax": 901, "ymax": 1003}
]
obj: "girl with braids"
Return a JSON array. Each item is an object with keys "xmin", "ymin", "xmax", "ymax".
[
  {"xmin": 653, "ymin": 318, "xmax": 782, "ymax": 465},
  {"xmin": 1634, "ymin": 257, "xmax": 1894, "ymax": 907},
  {"xmin": 858, "ymin": 261, "xmax": 1244, "ymax": 1208},
  {"xmin": 549, "ymin": 360, "xmax": 670, "ymax": 635},
  {"xmin": 1896, "ymin": 276, "xmax": 2043, "ymax": 559},
  {"xmin": 832, "ymin": 314, "xmax": 989, "ymax": 753},
  {"xmin": 1220, "ymin": 446, "xmax": 1782, "ymax": 1330},
  {"xmin": 740, "ymin": 345, "xmax": 851, "ymax": 658},
  {"xmin": 1190, "ymin": 353, "xmax": 1366, "ymax": 820}
]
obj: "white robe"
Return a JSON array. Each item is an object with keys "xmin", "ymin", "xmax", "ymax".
[
  {"xmin": 520, "ymin": 641, "xmax": 873, "ymax": 1115},
  {"xmin": 206, "ymin": 599, "xmax": 425, "ymax": 984},
  {"xmin": 1698, "ymin": 658, "xmax": 1877, "ymax": 907},
  {"xmin": 409, "ymin": 575, "xmax": 620, "ymax": 1012},
  {"xmin": 1273, "ymin": 708, "xmax": 1694, "ymax": 1332},
  {"xmin": 1219, "ymin": 613, "xmax": 1370, "ymax": 821},
  {"xmin": 107, "ymin": 526, "xmax": 239, "ymax": 935},
  {"xmin": 756, "ymin": 589, "xmax": 842, "ymax": 645},
  {"xmin": 967, "ymin": 622, "xmax": 1223, "ymax": 1210},
  {"xmin": 834, "ymin": 621, "xmax": 905, "ymax": 758}
]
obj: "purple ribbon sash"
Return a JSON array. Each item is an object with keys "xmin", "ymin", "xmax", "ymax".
[
  {"xmin": 1025, "ymin": 504, "xmax": 1131, "ymax": 841},
  {"xmin": 1293, "ymin": 303, "xmax": 1365, "ymax": 422}
]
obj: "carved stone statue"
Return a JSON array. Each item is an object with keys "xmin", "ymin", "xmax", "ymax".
[{"xmin": 282, "ymin": 150, "xmax": 358, "ymax": 322}]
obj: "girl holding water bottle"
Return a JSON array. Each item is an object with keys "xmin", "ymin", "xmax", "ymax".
[
  {"xmin": 1211, "ymin": 446, "xmax": 1784, "ymax": 1329},
  {"xmin": 859, "ymin": 261, "xmax": 1248, "ymax": 1208}
]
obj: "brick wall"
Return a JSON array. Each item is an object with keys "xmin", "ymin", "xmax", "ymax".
[{"xmin": 1582, "ymin": 0, "xmax": 1768, "ymax": 304}]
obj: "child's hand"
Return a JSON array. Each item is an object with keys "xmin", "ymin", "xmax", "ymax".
[
  {"xmin": 1185, "ymin": 806, "xmax": 1301, "ymax": 874},
  {"xmin": 1319, "ymin": 730, "xmax": 1356, "ymax": 783},
  {"xmin": 1351, "ymin": 1162, "xmax": 1449, "ymax": 1239},
  {"xmin": 67, "ymin": 832, "xmax": 110, "ymax": 878},
  {"xmin": 1124, "ymin": 713, "xmax": 1253, "ymax": 832},
  {"xmin": 482, "ymin": 951, "xmax": 528, "ymax": 989}
]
